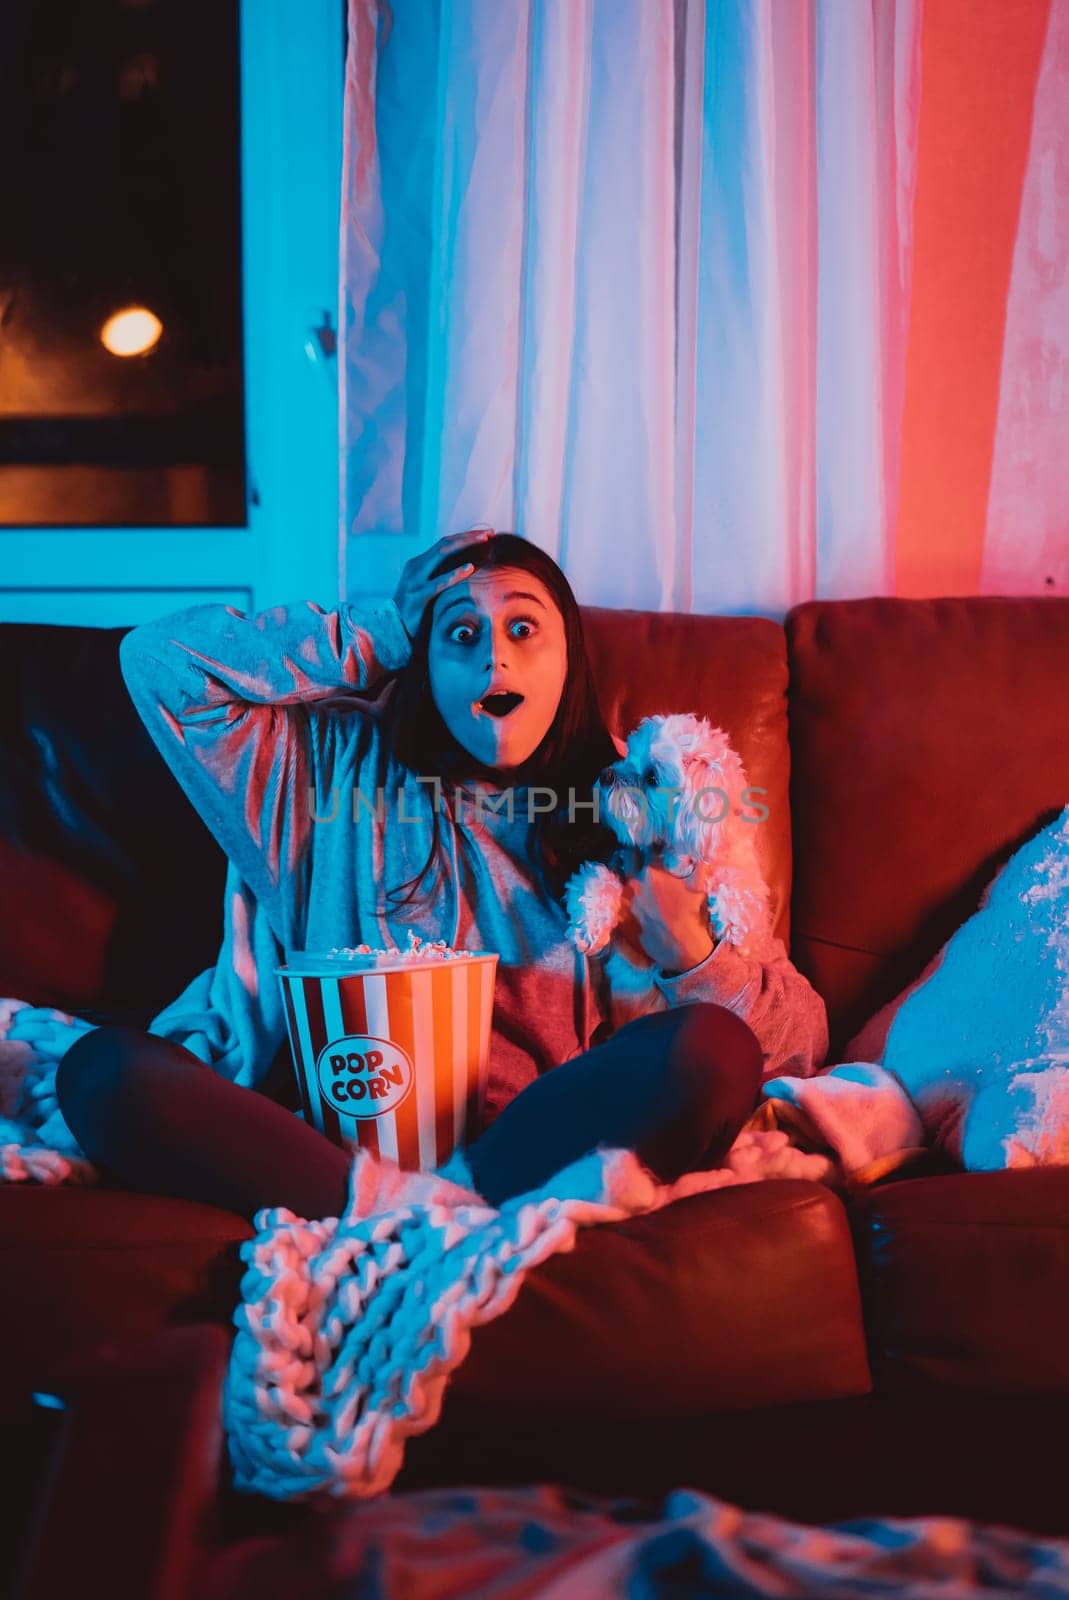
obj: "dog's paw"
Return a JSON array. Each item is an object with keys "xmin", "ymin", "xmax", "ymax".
[
  {"xmin": 564, "ymin": 863, "xmax": 624, "ymax": 954},
  {"xmin": 707, "ymin": 868, "xmax": 772, "ymax": 953}
]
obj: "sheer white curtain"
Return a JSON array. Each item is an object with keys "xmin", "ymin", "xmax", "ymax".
[
  {"xmin": 983, "ymin": 0, "xmax": 1069, "ymax": 593},
  {"xmin": 340, "ymin": 0, "xmax": 922, "ymax": 617}
]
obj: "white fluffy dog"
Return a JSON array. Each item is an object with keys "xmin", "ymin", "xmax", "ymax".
[{"xmin": 563, "ymin": 713, "xmax": 773, "ymax": 1005}]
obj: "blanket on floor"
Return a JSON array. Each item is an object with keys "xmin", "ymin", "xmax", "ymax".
[
  {"xmin": 224, "ymin": 1136, "xmax": 834, "ymax": 1502},
  {"xmin": 222, "ymin": 1481, "xmax": 1069, "ymax": 1599}
]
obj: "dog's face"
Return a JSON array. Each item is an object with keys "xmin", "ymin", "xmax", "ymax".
[{"xmin": 598, "ymin": 713, "xmax": 746, "ymax": 859}]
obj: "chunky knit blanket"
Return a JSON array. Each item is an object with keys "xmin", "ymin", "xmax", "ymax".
[
  {"xmin": 224, "ymin": 1133, "xmax": 833, "ymax": 1502},
  {"xmin": 0, "ymin": 999, "xmax": 96, "ymax": 1184}
]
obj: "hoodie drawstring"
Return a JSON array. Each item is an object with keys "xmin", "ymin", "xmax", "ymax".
[
  {"xmin": 578, "ymin": 945, "xmax": 591, "ymax": 1053},
  {"xmin": 446, "ymin": 795, "xmax": 462, "ymax": 950}
]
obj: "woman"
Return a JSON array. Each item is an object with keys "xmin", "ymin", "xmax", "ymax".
[{"xmin": 50, "ymin": 529, "xmax": 828, "ymax": 1215}]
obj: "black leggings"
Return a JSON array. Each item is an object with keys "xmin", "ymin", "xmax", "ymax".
[{"xmin": 56, "ymin": 1002, "xmax": 763, "ymax": 1218}]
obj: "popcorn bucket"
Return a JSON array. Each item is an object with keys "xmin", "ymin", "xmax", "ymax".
[{"xmin": 275, "ymin": 950, "xmax": 499, "ymax": 1170}]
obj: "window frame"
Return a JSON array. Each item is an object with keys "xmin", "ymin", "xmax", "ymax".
[{"xmin": 0, "ymin": 0, "xmax": 345, "ymax": 624}]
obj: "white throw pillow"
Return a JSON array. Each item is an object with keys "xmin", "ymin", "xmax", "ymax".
[{"xmin": 842, "ymin": 804, "xmax": 1069, "ymax": 1169}]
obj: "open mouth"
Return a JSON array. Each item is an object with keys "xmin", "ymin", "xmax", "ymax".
[{"xmin": 479, "ymin": 691, "xmax": 525, "ymax": 719}]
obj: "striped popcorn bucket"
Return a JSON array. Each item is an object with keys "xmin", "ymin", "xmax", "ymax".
[{"xmin": 275, "ymin": 952, "xmax": 499, "ymax": 1170}]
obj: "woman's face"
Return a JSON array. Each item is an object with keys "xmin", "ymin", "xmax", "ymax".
[{"xmin": 427, "ymin": 567, "xmax": 568, "ymax": 779}]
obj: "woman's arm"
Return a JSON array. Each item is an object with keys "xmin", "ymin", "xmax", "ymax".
[
  {"xmin": 621, "ymin": 859, "xmax": 829, "ymax": 1079},
  {"xmin": 120, "ymin": 594, "xmax": 411, "ymax": 714},
  {"xmin": 121, "ymin": 533, "xmax": 493, "ymax": 1087},
  {"xmin": 654, "ymin": 935, "xmax": 830, "ymax": 1080},
  {"xmin": 118, "ymin": 530, "xmax": 493, "ymax": 928},
  {"xmin": 118, "ymin": 596, "xmax": 411, "ymax": 928}
]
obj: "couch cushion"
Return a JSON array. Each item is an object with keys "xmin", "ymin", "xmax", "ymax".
[
  {"xmin": 582, "ymin": 607, "xmax": 792, "ymax": 946},
  {"xmin": 851, "ymin": 1167, "xmax": 1069, "ymax": 1395},
  {"xmin": 449, "ymin": 1178, "xmax": 870, "ymax": 1417},
  {"xmin": 0, "ymin": 1188, "xmax": 253, "ymax": 1390},
  {"xmin": 1, "ymin": 1176, "xmax": 869, "ymax": 1417},
  {"xmin": 785, "ymin": 596, "xmax": 1069, "ymax": 1056}
]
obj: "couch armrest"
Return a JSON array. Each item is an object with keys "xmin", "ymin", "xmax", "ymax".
[{"xmin": 15, "ymin": 1324, "xmax": 230, "ymax": 1600}]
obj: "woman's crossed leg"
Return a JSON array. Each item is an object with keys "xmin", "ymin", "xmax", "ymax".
[{"xmin": 56, "ymin": 1002, "xmax": 762, "ymax": 1218}]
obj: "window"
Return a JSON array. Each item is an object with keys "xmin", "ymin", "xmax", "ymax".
[
  {"xmin": 1, "ymin": 2, "xmax": 344, "ymax": 624},
  {"xmin": 0, "ymin": 0, "xmax": 245, "ymax": 528}
]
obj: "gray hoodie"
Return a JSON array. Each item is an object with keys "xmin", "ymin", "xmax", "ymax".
[{"xmin": 119, "ymin": 597, "xmax": 828, "ymax": 1123}]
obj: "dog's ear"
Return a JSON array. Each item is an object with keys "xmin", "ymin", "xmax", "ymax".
[
  {"xmin": 675, "ymin": 778, "xmax": 724, "ymax": 859},
  {"xmin": 676, "ymin": 738, "xmax": 747, "ymax": 859}
]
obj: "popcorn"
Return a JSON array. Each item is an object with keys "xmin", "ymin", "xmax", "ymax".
[{"xmin": 324, "ymin": 929, "xmax": 482, "ymax": 966}]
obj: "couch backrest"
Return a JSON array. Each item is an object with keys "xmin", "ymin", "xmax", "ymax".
[
  {"xmin": 0, "ymin": 623, "xmax": 226, "ymax": 1022},
  {"xmin": 10, "ymin": 597, "xmax": 1062, "ymax": 1062},
  {"xmin": 786, "ymin": 596, "xmax": 1069, "ymax": 1059}
]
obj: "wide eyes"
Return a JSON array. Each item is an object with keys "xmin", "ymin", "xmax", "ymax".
[{"xmin": 446, "ymin": 616, "xmax": 538, "ymax": 646}]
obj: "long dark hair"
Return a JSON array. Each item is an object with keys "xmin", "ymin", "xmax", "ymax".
[{"xmin": 381, "ymin": 532, "xmax": 620, "ymax": 913}]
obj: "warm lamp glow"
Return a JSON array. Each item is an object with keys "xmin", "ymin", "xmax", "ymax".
[{"xmin": 100, "ymin": 305, "xmax": 163, "ymax": 357}]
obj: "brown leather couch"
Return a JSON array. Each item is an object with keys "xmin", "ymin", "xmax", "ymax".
[{"xmin": 3, "ymin": 595, "xmax": 1068, "ymax": 1595}]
